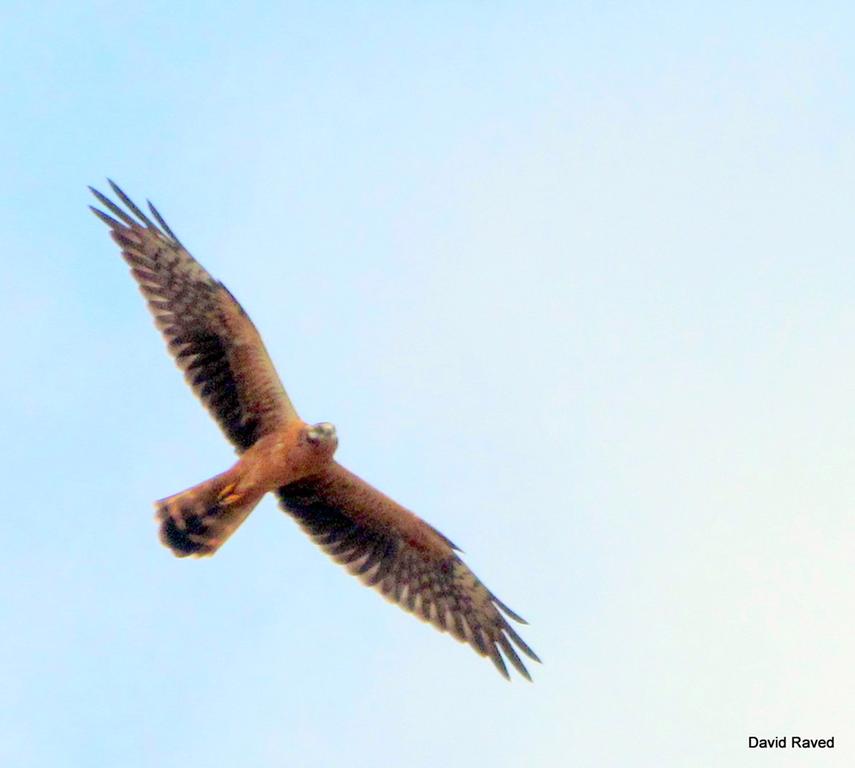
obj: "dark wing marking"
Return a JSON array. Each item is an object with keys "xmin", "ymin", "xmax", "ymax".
[
  {"xmin": 91, "ymin": 181, "xmax": 298, "ymax": 451},
  {"xmin": 277, "ymin": 462, "xmax": 540, "ymax": 680}
]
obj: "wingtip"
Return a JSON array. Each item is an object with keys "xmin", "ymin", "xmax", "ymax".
[
  {"xmin": 492, "ymin": 594, "xmax": 528, "ymax": 624},
  {"xmin": 88, "ymin": 185, "xmax": 107, "ymax": 203},
  {"xmin": 146, "ymin": 197, "xmax": 181, "ymax": 243},
  {"xmin": 89, "ymin": 204, "xmax": 122, "ymax": 228},
  {"xmin": 485, "ymin": 642, "xmax": 510, "ymax": 680},
  {"xmin": 109, "ymin": 179, "xmax": 158, "ymax": 228}
]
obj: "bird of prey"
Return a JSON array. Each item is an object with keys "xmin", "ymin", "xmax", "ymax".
[{"xmin": 90, "ymin": 181, "xmax": 540, "ymax": 680}]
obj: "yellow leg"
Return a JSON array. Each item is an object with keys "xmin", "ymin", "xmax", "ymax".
[{"xmin": 216, "ymin": 482, "xmax": 243, "ymax": 506}]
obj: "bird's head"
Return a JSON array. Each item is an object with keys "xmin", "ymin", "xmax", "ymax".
[{"xmin": 304, "ymin": 421, "xmax": 338, "ymax": 455}]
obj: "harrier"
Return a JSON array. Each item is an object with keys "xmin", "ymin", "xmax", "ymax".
[{"xmin": 90, "ymin": 181, "xmax": 540, "ymax": 680}]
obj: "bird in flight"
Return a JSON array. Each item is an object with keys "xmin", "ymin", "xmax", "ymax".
[{"xmin": 90, "ymin": 181, "xmax": 540, "ymax": 680}]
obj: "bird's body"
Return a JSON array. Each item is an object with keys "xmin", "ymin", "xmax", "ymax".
[
  {"xmin": 155, "ymin": 422, "xmax": 338, "ymax": 556},
  {"xmin": 91, "ymin": 181, "xmax": 539, "ymax": 680}
]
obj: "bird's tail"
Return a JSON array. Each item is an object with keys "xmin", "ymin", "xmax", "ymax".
[{"xmin": 155, "ymin": 469, "xmax": 263, "ymax": 557}]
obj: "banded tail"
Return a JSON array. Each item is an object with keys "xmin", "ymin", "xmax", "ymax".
[{"xmin": 155, "ymin": 470, "xmax": 263, "ymax": 557}]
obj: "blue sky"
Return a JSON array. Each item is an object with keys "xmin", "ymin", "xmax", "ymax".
[{"xmin": 1, "ymin": 2, "xmax": 853, "ymax": 766}]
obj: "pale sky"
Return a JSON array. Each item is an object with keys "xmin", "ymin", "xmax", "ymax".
[{"xmin": 1, "ymin": 2, "xmax": 853, "ymax": 766}]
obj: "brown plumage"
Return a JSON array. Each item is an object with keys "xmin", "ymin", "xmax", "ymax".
[{"xmin": 91, "ymin": 180, "xmax": 540, "ymax": 680}]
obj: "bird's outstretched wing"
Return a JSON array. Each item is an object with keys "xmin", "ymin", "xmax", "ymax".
[
  {"xmin": 90, "ymin": 181, "xmax": 298, "ymax": 452},
  {"xmin": 278, "ymin": 463, "xmax": 540, "ymax": 680}
]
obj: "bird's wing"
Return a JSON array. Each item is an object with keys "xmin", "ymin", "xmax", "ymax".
[
  {"xmin": 90, "ymin": 181, "xmax": 298, "ymax": 452},
  {"xmin": 277, "ymin": 462, "xmax": 540, "ymax": 680}
]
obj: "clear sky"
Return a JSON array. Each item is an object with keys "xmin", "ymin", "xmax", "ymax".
[{"xmin": 1, "ymin": 2, "xmax": 853, "ymax": 766}]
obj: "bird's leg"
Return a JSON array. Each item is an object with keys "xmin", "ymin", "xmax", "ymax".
[{"xmin": 217, "ymin": 482, "xmax": 242, "ymax": 506}]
